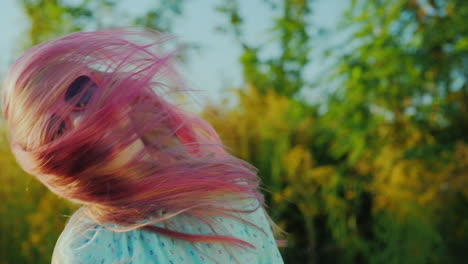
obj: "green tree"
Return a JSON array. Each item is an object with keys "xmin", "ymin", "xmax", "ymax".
[
  {"xmin": 322, "ymin": 0, "xmax": 468, "ymax": 262},
  {"xmin": 20, "ymin": 0, "xmax": 185, "ymax": 46},
  {"xmin": 212, "ymin": 0, "xmax": 468, "ymax": 263},
  {"xmin": 216, "ymin": 0, "xmax": 311, "ymax": 97}
]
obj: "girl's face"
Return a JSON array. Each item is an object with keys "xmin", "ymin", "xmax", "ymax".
[
  {"xmin": 2, "ymin": 29, "xmax": 209, "ymax": 209},
  {"xmin": 60, "ymin": 73, "xmax": 149, "ymax": 172},
  {"xmin": 60, "ymin": 72, "xmax": 185, "ymax": 174}
]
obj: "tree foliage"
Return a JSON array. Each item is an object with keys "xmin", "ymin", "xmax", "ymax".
[
  {"xmin": 20, "ymin": 0, "xmax": 185, "ymax": 46},
  {"xmin": 209, "ymin": 0, "xmax": 468, "ymax": 263},
  {"xmin": 216, "ymin": 0, "xmax": 311, "ymax": 97}
]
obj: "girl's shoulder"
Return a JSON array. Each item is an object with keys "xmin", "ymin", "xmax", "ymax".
[{"xmin": 52, "ymin": 200, "xmax": 284, "ymax": 264}]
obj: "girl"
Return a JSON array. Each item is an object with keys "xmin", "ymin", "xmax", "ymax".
[{"xmin": 2, "ymin": 28, "xmax": 284, "ymax": 263}]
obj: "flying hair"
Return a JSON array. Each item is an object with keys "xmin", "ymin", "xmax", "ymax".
[{"xmin": 2, "ymin": 28, "xmax": 267, "ymax": 250}]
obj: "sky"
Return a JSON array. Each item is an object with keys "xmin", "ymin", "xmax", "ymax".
[{"xmin": 0, "ymin": 0, "xmax": 346, "ymax": 113}]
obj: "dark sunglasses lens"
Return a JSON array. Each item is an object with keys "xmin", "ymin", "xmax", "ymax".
[
  {"xmin": 49, "ymin": 114, "xmax": 67, "ymax": 140},
  {"xmin": 65, "ymin": 76, "xmax": 97, "ymax": 107},
  {"xmin": 56, "ymin": 120, "xmax": 67, "ymax": 138}
]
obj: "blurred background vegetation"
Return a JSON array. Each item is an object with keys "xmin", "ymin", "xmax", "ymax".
[{"xmin": 1, "ymin": 0, "xmax": 468, "ymax": 263}]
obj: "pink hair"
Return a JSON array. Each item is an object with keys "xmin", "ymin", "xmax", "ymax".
[{"xmin": 2, "ymin": 28, "xmax": 265, "ymax": 249}]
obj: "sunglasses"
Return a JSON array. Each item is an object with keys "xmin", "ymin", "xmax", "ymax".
[
  {"xmin": 52, "ymin": 75, "xmax": 98, "ymax": 139},
  {"xmin": 65, "ymin": 75, "xmax": 98, "ymax": 109}
]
